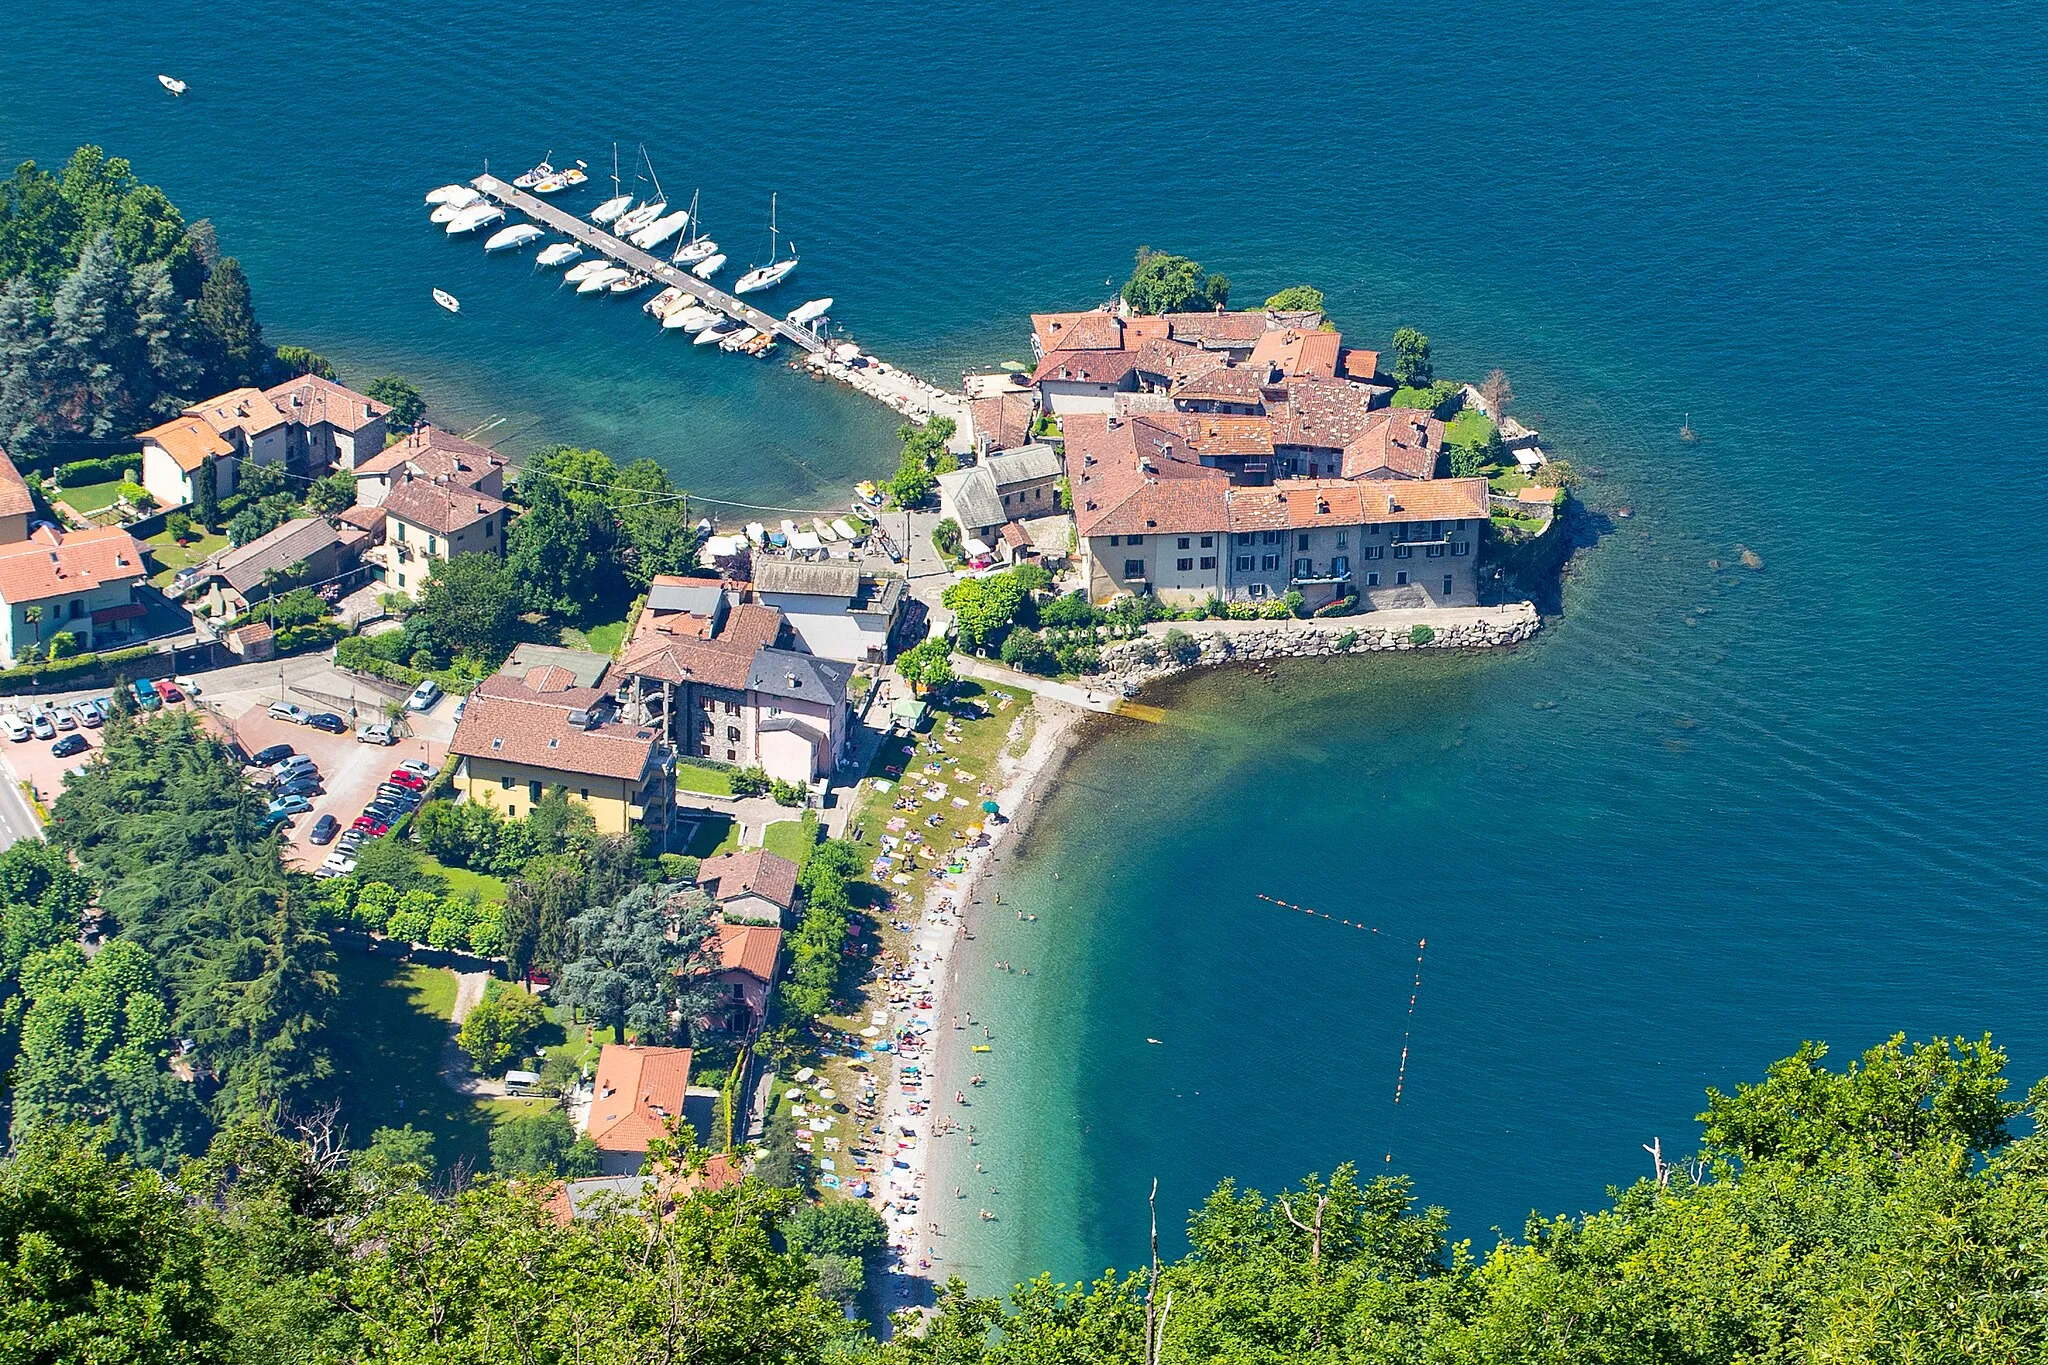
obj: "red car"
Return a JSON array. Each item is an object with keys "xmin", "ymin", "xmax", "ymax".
[
  {"xmin": 153, "ymin": 679, "xmax": 184, "ymax": 703},
  {"xmin": 351, "ymin": 816, "xmax": 391, "ymax": 836},
  {"xmin": 387, "ymin": 770, "xmax": 428, "ymax": 790}
]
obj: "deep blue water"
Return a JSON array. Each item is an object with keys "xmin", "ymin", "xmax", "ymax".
[{"xmin": 9, "ymin": 0, "xmax": 2048, "ymax": 1293}]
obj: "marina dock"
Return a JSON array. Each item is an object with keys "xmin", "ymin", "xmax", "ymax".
[{"xmin": 469, "ymin": 175, "xmax": 826, "ymax": 355}]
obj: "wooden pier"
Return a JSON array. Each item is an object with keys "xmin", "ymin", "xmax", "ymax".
[{"xmin": 469, "ymin": 175, "xmax": 825, "ymax": 354}]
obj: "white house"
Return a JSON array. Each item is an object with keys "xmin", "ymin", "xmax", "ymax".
[{"xmin": 749, "ymin": 561, "xmax": 903, "ymax": 664}]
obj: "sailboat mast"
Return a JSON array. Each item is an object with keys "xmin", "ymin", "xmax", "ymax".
[
  {"xmin": 610, "ymin": 142, "xmax": 619, "ymax": 197},
  {"xmin": 768, "ymin": 191, "xmax": 778, "ymax": 265}
]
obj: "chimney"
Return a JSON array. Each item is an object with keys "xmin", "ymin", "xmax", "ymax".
[{"xmin": 1386, "ymin": 493, "xmax": 1397, "ymax": 514}]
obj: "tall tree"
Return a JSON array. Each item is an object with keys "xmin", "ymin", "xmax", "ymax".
[
  {"xmin": 554, "ymin": 882, "xmax": 715, "ymax": 1044},
  {"xmin": 193, "ymin": 255, "xmax": 263, "ymax": 389},
  {"xmin": 1391, "ymin": 326, "xmax": 1433, "ymax": 386},
  {"xmin": 47, "ymin": 231, "xmax": 142, "ymax": 436},
  {"xmin": 364, "ymin": 375, "xmax": 424, "ymax": 432},
  {"xmin": 504, "ymin": 446, "xmax": 627, "ymax": 619},
  {"xmin": 1478, "ymin": 366, "xmax": 1514, "ymax": 424},
  {"xmin": 1122, "ymin": 247, "xmax": 1224, "ymax": 314},
  {"xmin": 417, "ymin": 552, "xmax": 521, "ymax": 663},
  {"xmin": 0, "ymin": 159, "xmax": 76, "ymax": 291},
  {"xmin": 0, "ymin": 276, "xmax": 55, "ymax": 454}
]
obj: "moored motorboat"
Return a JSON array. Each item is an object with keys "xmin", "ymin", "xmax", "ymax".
[
  {"xmin": 695, "ymin": 318, "xmax": 740, "ymax": 345},
  {"xmin": 745, "ymin": 522, "xmax": 767, "ymax": 548},
  {"xmin": 718, "ymin": 326, "xmax": 761, "ymax": 352},
  {"xmin": 484, "ymin": 224, "xmax": 544, "ymax": 252},
  {"xmin": 425, "ymin": 184, "xmax": 478, "ymax": 207},
  {"xmin": 630, "ymin": 210, "xmax": 690, "ymax": 250},
  {"xmin": 532, "ymin": 166, "xmax": 587, "ymax": 194},
  {"xmin": 432, "ymin": 289, "xmax": 460, "ymax": 314},
  {"xmin": 614, "ymin": 199, "xmax": 666, "ymax": 236},
  {"xmin": 786, "ymin": 297, "xmax": 833, "ymax": 326},
  {"xmin": 445, "ymin": 203, "xmax": 504, "ymax": 234},
  {"xmin": 512, "ymin": 155, "xmax": 568, "ymax": 190},
  {"xmin": 690, "ymin": 253, "xmax": 726, "ymax": 279},
  {"xmin": 645, "ymin": 285, "xmax": 686, "ymax": 317},
  {"xmin": 609, "ymin": 271, "xmax": 652, "ymax": 295},
  {"xmin": 812, "ymin": 517, "xmax": 839, "ymax": 542},
  {"xmin": 563, "ymin": 259, "xmax": 609, "ymax": 283},
  {"xmin": 159, "ymin": 74, "xmax": 188, "ymax": 96},
  {"xmin": 666, "ymin": 305, "xmax": 718, "ymax": 332},
  {"xmin": 535, "ymin": 242, "xmax": 582, "ymax": 268},
  {"xmin": 429, "ymin": 201, "xmax": 467, "ymax": 225},
  {"xmin": 854, "ymin": 481, "xmax": 882, "ymax": 507},
  {"xmin": 578, "ymin": 267, "xmax": 629, "ymax": 294},
  {"xmin": 744, "ymin": 333, "xmax": 778, "ymax": 357}
]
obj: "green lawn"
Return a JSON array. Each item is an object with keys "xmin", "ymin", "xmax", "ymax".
[
  {"xmin": 1444, "ymin": 407, "xmax": 1496, "ymax": 449},
  {"xmin": 416, "ymin": 852, "xmax": 508, "ymax": 905},
  {"xmin": 680, "ymin": 813, "xmax": 739, "ymax": 858},
  {"xmin": 673, "ymin": 761, "xmax": 736, "ymax": 797},
  {"xmin": 761, "ymin": 814, "xmax": 819, "ymax": 865},
  {"xmin": 558, "ymin": 613, "xmax": 633, "ymax": 657},
  {"xmin": 329, "ymin": 951, "xmax": 541, "ymax": 1170},
  {"xmin": 1489, "ymin": 467, "xmax": 1534, "ymax": 494},
  {"xmin": 55, "ymin": 478, "xmax": 124, "ymax": 513},
  {"xmin": 142, "ymin": 527, "xmax": 230, "ymax": 587}
]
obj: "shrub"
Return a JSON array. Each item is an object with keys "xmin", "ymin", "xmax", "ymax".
[
  {"xmin": 999, "ymin": 628, "xmax": 1057, "ymax": 676},
  {"xmin": 275, "ymin": 622, "xmax": 343, "ymax": 654},
  {"xmin": 1010, "ymin": 563, "xmax": 1052, "ymax": 593},
  {"xmin": 458, "ymin": 981, "xmax": 549, "ymax": 1077},
  {"xmin": 1053, "ymin": 643, "xmax": 1100, "ymax": 675},
  {"xmin": 1534, "ymin": 458, "xmax": 1581, "ymax": 489},
  {"xmin": 1312, "ymin": 595, "xmax": 1359, "ymax": 618},
  {"xmin": 770, "ymin": 778, "xmax": 807, "ymax": 807},
  {"xmin": 1334, "ymin": 630, "xmax": 1359, "ymax": 651},
  {"xmin": 730, "ymin": 766, "xmax": 771, "ymax": 798},
  {"xmin": 1160, "ymin": 628, "xmax": 1200, "ymax": 666},
  {"xmin": 116, "ymin": 479, "xmax": 154, "ymax": 509},
  {"xmin": 932, "ymin": 518, "xmax": 962, "ymax": 561},
  {"xmin": 1226, "ymin": 602, "xmax": 1259, "ymax": 621},
  {"xmin": 1409, "ymin": 624, "xmax": 1436, "ymax": 646},
  {"xmin": 164, "ymin": 511, "xmax": 195, "ymax": 543},
  {"xmin": 658, "ymin": 853, "xmax": 701, "ymax": 883},
  {"xmin": 55, "ymin": 457, "xmax": 126, "ymax": 487},
  {"xmin": 45, "ymin": 631, "xmax": 81, "ymax": 660}
]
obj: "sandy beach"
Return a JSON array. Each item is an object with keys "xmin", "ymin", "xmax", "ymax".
[{"xmin": 866, "ymin": 695, "xmax": 1088, "ymax": 1308}]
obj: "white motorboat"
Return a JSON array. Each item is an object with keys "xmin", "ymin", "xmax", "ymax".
[
  {"xmin": 786, "ymin": 297, "xmax": 833, "ymax": 326},
  {"xmin": 613, "ymin": 199, "xmax": 666, "ymax": 236},
  {"xmin": 609, "ymin": 271, "xmax": 652, "ymax": 295},
  {"xmin": 665, "ymin": 305, "xmax": 718, "ymax": 332},
  {"xmin": 425, "ymin": 184, "xmax": 478, "ymax": 207},
  {"xmin": 432, "ymin": 289, "xmax": 460, "ymax": 314},
  {"xmin": 429, "ymin": 201, "xmax": 467, "ymax": 225},
  {"xmin": 690, "ymin": 253, "xmax": 726, "ymax": 280},
  {"xmin": 695, "ymin": 318, "xmax": 740, "ymax": 345},
  {"xmin": 745, "ymin": 522, "xmax": 767, "ymax": 548},
  {"xmin": 645, "ymin": 285, "xmax": 687, "ymax": 317},
  {"xmin": 563, "ymin": 259, "xmax": 609, "ymax": 283},
  {"xmin": 445, "ymin": 203, "xmax": 504, "ymax": 234},
  {"xmin": 591, "ymin": 194, "xmax": 632, "ymax": 225},
  {"xmin": 484, "ymin": 224, "xmax": 544, "ymax": 252},
  {"xmin": 831, "ymin": 517, "xmax": 863, "ymax": 543},
  {"xmin": 535, "ymin": 242, "xmax": 582, "ymax": 268},
  {"xmin": 532, "ymin": 166, "xmax": 587, "ymax": 194},
  {"xmin": 158, "ymin": 74, "xmax": 187, "ymax": 96},
  {"xmin": 672, "ymin": 237, "xmax": 718, "ymax": 265},
  {"xmin": 578, "ymin": 267, "xmax": 629, "ymax": 294},
  {"xmin": 812, "ymin": 517, "xmax": 839, "ymax": 542},
  {"xmin": 629, "ymin": 210, "xmax": 690, "ymax": 250},
  {"xmin": 512, "ymin": 154, "xmax": 575, "ymax": 191},
  {"xmin": 719, "ymin": 326, "xmax": 761, "ymax": 352},
  {"xmin": 733, "ymin": 192, "xmax": 798, "ymax": 294}
]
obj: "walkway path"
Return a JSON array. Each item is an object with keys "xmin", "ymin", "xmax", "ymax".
[{"xmin": 949, "ymin": 655, "xmax": 1118, "ymax": 712}]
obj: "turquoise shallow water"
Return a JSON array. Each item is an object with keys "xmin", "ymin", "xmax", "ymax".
[{"xmin": 10, "ymin": 0, "xmax": 2048, "ymax": 1292}]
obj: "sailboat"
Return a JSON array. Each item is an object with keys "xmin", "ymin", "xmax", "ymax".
[
  {"xmin": 612, "ymin": 146, "xmax": 667, "ymax": 234},
  {"xmin": 432, "ymin": 289, "xmax": 460, "ymax": 314},
  {"xmin": 733, "ymin": 193, "xmax": 798, "ymax": 294},
  {"xmin": 591, "ymin": 144, "xmax": 632, "ymax": 224},
  {"xmin": 158, "ymin": 74, "xmax": 187, "ymax": 96}
]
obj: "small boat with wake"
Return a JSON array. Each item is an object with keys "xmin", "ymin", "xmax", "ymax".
[
  {"xmin": 432, "ymin": 289, "xmax": 460, "ymax": 314},
  {"xmin": 158, "ymin": 74, "xmax": 187, "ymax": 96}
]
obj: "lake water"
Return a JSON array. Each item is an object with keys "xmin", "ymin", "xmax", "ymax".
[{"xmin": 10, "ymin": 0, "xmax": 2048, "ymax": 1293}]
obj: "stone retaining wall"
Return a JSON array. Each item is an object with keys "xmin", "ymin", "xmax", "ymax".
[{"xmin": 1093, "ymin": 603, "xmax": 1541, "ymax": 690}]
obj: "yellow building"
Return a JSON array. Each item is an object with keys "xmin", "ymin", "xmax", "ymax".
[{"xmin": 449, "ymin": 659, "xmax": 666, "ymax": 834}]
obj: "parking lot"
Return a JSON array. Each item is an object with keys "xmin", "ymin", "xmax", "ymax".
[{"xmin": 0, "ymin": 659, "xmax": 456, "ymax": 866}]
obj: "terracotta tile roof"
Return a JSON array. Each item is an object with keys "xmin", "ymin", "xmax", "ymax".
[
  {"xmin": 1087, "ymin": 475, "xmax": 1232, "ymax": 538},
  {"xmin": 381, "ymin": 476, "xmax": 507, "ymax": 537},
  {"xmin": 1127, "ymin": 336, "xmax": 1212, "ymax": 387},
  {"xmin": 450, "ymin": 673, "xmax": 659, "ymax": 782},
  {"xmin": 1064, "ymin": 413, "xmax": 1231, "ymax": 539},
  {"xmin": 1031, "ymin": 310, "xmax": 1122, "ymax": 354},
  {"xmin": 1267, "ymin": 376, "xmax": 1386, "ymax": 452},
  {"xmin": 1339, "ymin": 408, "xmax": 1444, "ymax": 480},
  {"xmin": 0, "ymin": 527, "xmax": 147, "ymax": 605},
  {"xmin": 587, "ymin": 1044, "xmax": 691, "ymax": 1155},
  {"xmin": 0, "ymin": 448, "xmax": 33, "ymax": 519},
  {"xmin": 184, "ymin": 387, "xmax": 289, "ymax": 440},
  {"xmin": 1000, "ymin": 520, "xmax": 1029, "ymax": 549},
  {"xmin": 617, "ymin": 601, "xmax": 781, "ymax": 689},
  {"xmin": 1161, "ymin": 310, "xmax": 1316, "ymax": 347},
  {"xmin": 1249, "ymin": 328, "xmax": 1342, "ymax": 379},
  {"xmin": 1031, "ymin": 346, "xmax": 1139, "ymax": 386},
  {"xmin": 712, "ymin": 921, "xmax": 783, "ymax": 984},
  {"xmin": 357, "ymin": 425, "xmax": 504, "ymax": 485},
  {"xmin": 698, "ymin": 848, "xmax": 800, "ymax": 910},
  {"xmin": 337, "ymin": 502, "xmax": 385, "ymax": 532},
  {"xmin": 1132, "ymin": 411, "xmax": 1275, "ymax": 459},
  {"xmin": 1339, "ymin": 348, "xmax": 1381, "ymax": 381},
  {"xmin": 1226, "ymin": 477, "xmax": 1489, "ymax": 531},
  {"xmin": 968, "ymin": 389, "xmax": 1040, "ymax": 452},
  {"xmin": 227, "ymin": 622, "xmax": 274, "ymax": 648},
  {"xmin": 1169, "ymin": 361, "xmax": 1271, "ymax": 405},
  {"xmin": 263, "ymin": 374, "xmax": 387, "ymax": 434},
  {"xmin": 137, "ymin": 415, "xmax": 234, "ymax": 472}
]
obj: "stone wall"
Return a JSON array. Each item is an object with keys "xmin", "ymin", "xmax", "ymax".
[{"xmin": 1092, "ymin": 603, "xmax": 1540, "ymax": 690}]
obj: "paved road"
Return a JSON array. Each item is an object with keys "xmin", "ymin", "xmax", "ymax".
[
  {"xmin": 0, "ymin": 763, "xmax": 42, "ymax": 850},
  {"xmin": 949, "ymin": 654, "xmax": 1117, "ymax": 712}
]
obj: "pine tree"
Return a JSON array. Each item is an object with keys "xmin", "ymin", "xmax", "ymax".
[
  {"xmin": 48, "ymin": 230, "xmax": 141, "ymax": 437},
  {"xmin": 0, "ymin": 276, "xmax": 54, "ymax": 454},
  {"xmin": 130, "ymin": 260, "xmax": 202, "ymax": 418},
  {"xmin": 194, "ymin": 255, "xmax": 263, "ymax": 389}
]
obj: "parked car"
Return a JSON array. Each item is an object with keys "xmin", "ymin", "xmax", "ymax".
[
  {"xmin": 308, "ymin": 813, "xmax": 340, "ymax": 845},
  {"xmin": 364, "ymin": 801, "xmax": 403, "ymax": 823},
  {"xmin": 314, "ymin": 854, "xmax": 357, "ymax": 879},
  {"xmin": 250, "ymin": 743, "xmax": 295, "ymax": 768},
  {"xmin": 152, "ymin": 679, "xmax": 184, "ymax": 704},
  {"xmin": 387, "ymin": 770, "xmax": 427, "ymax": 790},
  {"xmin": 306, "ymin": 712, "xmax": 347, "ymax": 734},
  {"xmin": 267, "ymin": 794, "xmax": 314, "ymax": 818},
  {"xmin": 69, "ymin": 700, "xmax": 101, "ymax": 728},
  {"xmin": 396, "ymin": 759, "xmax": 436, "ymax": 779},
  {"xmin": 451, "ymin": 696, "xmax": 467, "ymax": 723},
  {"xmin": 351, "ymin": 816, "xmax": 390, "ymax": 837},
  {"xmin": 272, "ymin": 755, "xmax": 317, "ymax": 781},
  {"xmin": 51, "ymin": 734, "xmax": 88, "ymax": 758},
  {"xmin": 375, "ymin": 783, "xmax": 417, "ymax": 802},
  {"xmin": 274, "ymin": 773, "xmax": 321, "ymax": 798},
  {"xmin": 336, "ymin": 830, "xmax": 365, "ymax": 854},
  {"xmin": 172, "ymin": 675, "xmax": 202, "ymax": 697},
  {"xmin": 2, "ymin": 714, "xmax": 29, "ymax": 743},
  {"xmin": 268, "ymin": 701, "xmax": 308, "ymax": 724},
  {"xmin": 132, "ymin": 679, "xmax": 160, "ymax": 710},
  {"xmin": 30, "ymin": 712, "xmax": 55, "ymax": 740},
  {"xmin": 357, "ymin": 723, "xmax": 397, "ymax": 746},
  {"xmin": 405, "ymin": 679, "xmax": 442, "ymax": 713}
]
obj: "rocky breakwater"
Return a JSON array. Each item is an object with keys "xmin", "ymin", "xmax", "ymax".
[{"xmin": 1095, "ymin": 601, "xmax": 1541, "ymax": 690}]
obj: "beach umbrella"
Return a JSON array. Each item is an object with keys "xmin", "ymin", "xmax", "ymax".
[{"xmin": 982, "ymin": 800, "xmax": 1000, "ymax": 815}]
